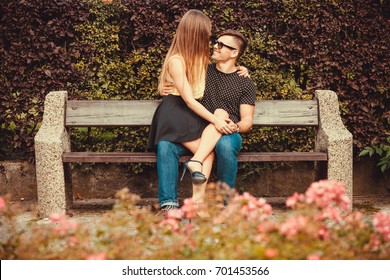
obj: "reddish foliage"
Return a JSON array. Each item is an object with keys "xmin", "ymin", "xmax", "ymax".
[{"xmin": 0, "ymin": 0, "xmax": 388, "ymax": 159}]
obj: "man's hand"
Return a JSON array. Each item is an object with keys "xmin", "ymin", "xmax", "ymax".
[{"xmin": 160, "ymin": 82, "xmax": 175, "ymax": 96}]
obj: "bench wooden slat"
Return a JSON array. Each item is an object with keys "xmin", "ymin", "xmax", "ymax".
[
  {"xmin": 65, "ymin": 99, "xmax": 318, "ymax": 127},
  {"xmin": 253, "ymin": 100, "xmax": 318, "ymax": 126},
  {"xmin": 63, "ymin": 152, "xmax": 184, "ymax": 163},
  {"xmin": 63, "ymin": 151, "xmax": 327, "ymax": 163},
  {"xmin": 238, "ymin": 151, "xmax": 327, "ymax": 161},
  {"xmin": 66, "ymin": 100, "xmax": 159, "ymax": 127}
]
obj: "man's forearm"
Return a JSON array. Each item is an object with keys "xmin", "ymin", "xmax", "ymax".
[{"xmin": 236, "ymin": 118, "xmax": 253, "ymax": 133}]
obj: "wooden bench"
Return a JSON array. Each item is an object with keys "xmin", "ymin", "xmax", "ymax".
[{"xmin": 34, "ymin": 90, "xmax": 353, "ymax": 217}]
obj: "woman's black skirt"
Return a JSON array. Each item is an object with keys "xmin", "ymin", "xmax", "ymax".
[{"xmin": 147, "ymin": 95, "xmax": 208, "ymax": 151}]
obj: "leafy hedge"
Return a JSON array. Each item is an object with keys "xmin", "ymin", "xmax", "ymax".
[
  {"xmin": 0, "ymin": 0, "xmax": 91, "ymax": 158},
  {"xmin": 0, "ymin": 0, "xmax": 388, "ymax": 161}
]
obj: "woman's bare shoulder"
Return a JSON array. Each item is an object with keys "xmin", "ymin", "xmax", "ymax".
[
  {"xmin": 168, "ymin": 54, "xmax": 185, "ymax": 65},
  {"xmin": 168, "ymin": 55, "xmax": 186, "ymax": 74}
]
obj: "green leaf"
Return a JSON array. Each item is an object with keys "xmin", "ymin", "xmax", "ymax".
[{"xmin": 375, "ymin": 147, "xmax": 383, "ymax": 156}]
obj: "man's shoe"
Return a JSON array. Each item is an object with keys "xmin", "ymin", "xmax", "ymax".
[{"xmin": 156, "ymin": 205, "xmax": 179, "ymax": 218}]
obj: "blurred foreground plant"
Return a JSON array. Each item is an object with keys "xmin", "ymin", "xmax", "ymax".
[{"xmin": 1, "ymin": 180, "xmax": 389, "ymax": 260}]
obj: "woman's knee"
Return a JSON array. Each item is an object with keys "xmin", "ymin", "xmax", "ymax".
[{"xmin": 214, "ymin": 108, "xmax": 229, "ymax": 119}]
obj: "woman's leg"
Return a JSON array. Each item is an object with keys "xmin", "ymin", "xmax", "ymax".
[
  {"xmin": 181, "ymin": 139, "xmax": 214, "ymax": 203},
  {"xmin": 184, "ymin": 109, "xmax": 228, "ymax": 173},
  {"xmin": 181, "ymin": 109, "xmax": 228, "ymax": 203},
  {"xmin": 181, "ymin": 139, "xmax": 210, "ymax": 202},
  {"xmin": 192, "ymin": 152, "xmax": 214, "ymax": 203}
]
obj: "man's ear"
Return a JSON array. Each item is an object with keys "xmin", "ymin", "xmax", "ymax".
[{"xmin": 230, "ymin": 50, "xmax": 239, "ymax": 59}]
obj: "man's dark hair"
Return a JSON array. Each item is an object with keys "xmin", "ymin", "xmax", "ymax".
[{"xmin": 219, "ymin": 29, "xmax": 247, "ymax": 58}]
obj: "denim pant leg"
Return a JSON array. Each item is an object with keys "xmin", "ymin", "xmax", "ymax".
[
  {"xmin": 215, "ymin": 133, "xmax": 242, "ymax": 188},
  {"xmin": 157, "ymin": 140, "xmax": 188, "ymax": 207}
]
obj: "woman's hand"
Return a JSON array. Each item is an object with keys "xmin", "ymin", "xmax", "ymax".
[
  {"xmin": 225, "ymin": 119, "xmax": 239, "ymax": 134},
  {"xmin": 214, "ymin": 117, "xmax": 235, "ymax": 134},
  {"xmin": 236, "ymin": 66, "xmax": 250, "ymax": 78}
]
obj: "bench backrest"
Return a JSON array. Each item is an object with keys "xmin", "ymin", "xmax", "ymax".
[{"xmin": 65, "ymin": 99, "xmax": 318, "ymax": 127}]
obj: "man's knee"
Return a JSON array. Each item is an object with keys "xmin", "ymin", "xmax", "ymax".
[
  {"xmin": 215, "ymin": 135, "xmax": 241, "ymax": 157},
  {"xmin": 157, "ymin": 140, "xmax": 178, "ymax": 158},
  {"xmin": 216, "ymin": 137, "xmax": 233, "ymax": 157}
]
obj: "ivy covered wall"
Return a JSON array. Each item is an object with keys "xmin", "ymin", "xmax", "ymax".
[{"xmin": 1, "ymin": 0, "xmax": 388, "ymax": 164}]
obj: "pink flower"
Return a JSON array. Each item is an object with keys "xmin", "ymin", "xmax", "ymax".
[
  {"xmin": 368, "ymin": 234, "xmax": 382, "ymax": 251},
  {"xmin": 264, "ymin": 248, "xmax": 278, "ymax": 259},
  {"xmin": 339, "ymin": 194, "xmax": 350, "ymax": 211},
  {"xmin": 49, "ymin": 212, "xmax": 66, "ymax": 223},
  {"xmin": 68, "ymin": 236, "xmax": 78, "ymax": 247},
  {"xmin": 322, "ymin": 206, "xmax": 342, "ymax": 222},
  {"xmin": 184, "ymin": 222, "xmax": 194, "ymax": 233},
  {"xmin": 305, "ymin": 180, "xmax": 350, "ymax": 210},
  {"xmin": 0, "ymin": 196, "xmax": 5, "ymax": 211},
  {"xmin": 254, "ymin": 233, "xmax": 266, "ymax": 242},
  {"xmin": 231, "ymin": 192, "xmax": 272, "ymax": 220},
  {"xmin": 160, "ymin": 218, "xmax": 180, "ymax": 231},
  {"xmin": 86, "ymin": 252, "xmax": 107, "ymax": 260},
  {"xmin": 286, "ymin": 192, "xmax": 300, "ymax": 208},
  {"xmin": 262, "ymin": 204, "xmax": 273, "ymax": 215},
  {"xmin": 53, "ymin": 221, "xmax": 78, "ymax": 236},
  {"xmin": 257, "ymin": 198, "xmax": 267, "ymax": 206},
  {"xmin": 317, "ymin": 225, "xmax": 330, "ymax": 239},
  {"xmin": 181, "ymin": 198, "xmax": 197, "ymax": 219},
  {"xmin": 345, "ymin": 211, "xmax": 364, "ymax": 224},
  {"xmin": 50, "ymin": 213, "xmax": 78, "ymax": 236},
  {"xmin": 314, "ymin": 213, "xmax": 325, "ymax": 222},
  {"xmin": 373, "ymin": 212, "xmax": 390, "ymax": 242},
  {"xmin": 279, "ymin": 215, "xmax": 308, "ymax": 239},
  {"xmin": 307, "ymin": 253, "xmax": 321, "ymax": 260},
  {"xmin": 257, "ymin": 221, "xmax": 278, "ymax": 233}
]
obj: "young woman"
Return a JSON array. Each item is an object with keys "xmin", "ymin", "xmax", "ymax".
[{"xmin": 147, "ymin": 10, "xmax": 238, "ymax": 203}]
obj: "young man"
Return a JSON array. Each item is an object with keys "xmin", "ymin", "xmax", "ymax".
[{"xmin": 157, "ymin": 30, "xmax": 256, "ymax": 211}]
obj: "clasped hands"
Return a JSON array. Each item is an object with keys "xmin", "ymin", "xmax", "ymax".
[{"xmin": 214, "ymin": 118, "xmax": 238, "ymax": 135}]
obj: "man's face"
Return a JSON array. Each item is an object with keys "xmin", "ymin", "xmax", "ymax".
[{"xmin": 211, "ymin": 35, "xmax": 239, "ymax": 61}]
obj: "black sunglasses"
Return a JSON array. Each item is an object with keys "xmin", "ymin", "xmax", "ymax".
[{"xmin": 215, "ymin": 40, "xmax": 237, "ymax": 50}]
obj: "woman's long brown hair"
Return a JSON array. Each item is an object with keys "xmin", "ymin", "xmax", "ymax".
[{"xmin": 158, "ymin": 9, "xmax": 211, "ymax": 93}]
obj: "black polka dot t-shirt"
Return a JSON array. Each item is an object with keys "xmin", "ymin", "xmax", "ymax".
[{"xmin": 200, "ymin": 64, "xmax": 256, "ymax": 123}]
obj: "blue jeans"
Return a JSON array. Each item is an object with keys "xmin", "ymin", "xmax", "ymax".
[{"xmin": 157, "ymin": 133, "xmax": 242, "ymax": 207}]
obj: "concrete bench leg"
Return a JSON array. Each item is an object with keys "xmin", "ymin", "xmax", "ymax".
[
  {"xmin": 315, "ymin": 90, "xmax": 353, "ymax": 209},
  {"xmin": 34, "ymin": 91, "xmax": 71, "ymax": 217}
]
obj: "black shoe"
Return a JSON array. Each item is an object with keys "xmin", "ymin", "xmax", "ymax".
[{"xmin": 180, "ymin": 160, "xmax": 207, "ymax": 185}]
